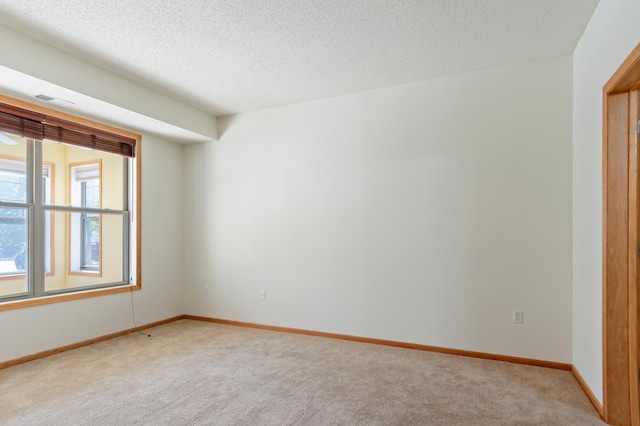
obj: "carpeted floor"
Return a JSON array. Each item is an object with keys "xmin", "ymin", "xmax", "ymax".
[{"xmin": 0, "ymin": 319, "xmax": 605, "ymax": 425}]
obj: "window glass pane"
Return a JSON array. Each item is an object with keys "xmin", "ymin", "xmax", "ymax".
[
  {"xmin": 43, "ymin": 140, "xmax": 124, "ymax": 210},
  {"xmin": 45, "ymin": 211, "xmax": 124, "ymax": 292},
  {"xmin": 0, "ymin": 207, "xmax": 28, "ymax": 298},
  {"xmin": 82, "ymin": 180, "xmax": 100, "ymax": 208},
  {"xmin": 0, "ymin": 132, "xmax": 27, "ymax": 204},
  {"xmin": 81, "ymin": 213, "xmax": 99, "ymax": 269}
]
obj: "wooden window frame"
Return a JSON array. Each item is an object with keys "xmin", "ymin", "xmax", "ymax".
[
  {"xmin": 603, "ymin": 42, "xmax": 640, "ymax": 426},
  {"xmin": 0, "ymin": 94, "xmax": 142, "ymax": 312}
]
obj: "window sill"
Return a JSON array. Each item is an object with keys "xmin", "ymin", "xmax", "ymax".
[
  {"xmin": 0, "ymin": 284, "xmax": 140, "ymax": 312},
  {"xmin": 0, "ymin": 273, "xmax": 26, "ymax": 281},
  {"xmin": 68, "ymin": 270, "xmax": 102, "ymax": 277}
]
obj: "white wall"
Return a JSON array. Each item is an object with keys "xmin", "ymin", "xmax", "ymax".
[
  {"xmin": 184, "ymin": 56, "xmax": 574, "ymax": 362},
  {"xmin": 0, "ymin": 23, "xmax": 190, "ymax": 362},
  {"xmin": 0, "ymin": 23, "xmax": 216, "ymax": 141},
  {"xmin": 573, "ymin": 0, "xmax": 640, "ymax": 404},
  {"xmin": 0, "ymin": 134, "xmax": 184, "ymax": 363}
]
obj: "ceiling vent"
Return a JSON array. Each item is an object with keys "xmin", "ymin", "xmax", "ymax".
[{"xmin": 34, "ymin": 94, "xmax": 75, "ymax": 108}]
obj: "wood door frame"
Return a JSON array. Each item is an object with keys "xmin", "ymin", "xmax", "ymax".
[{"xmin": 603, "ymin": 42, "xmax": 640, "ymax": 426}]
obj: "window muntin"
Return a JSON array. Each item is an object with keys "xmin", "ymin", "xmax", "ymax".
[{"xmin": 0, "ymin": 100, "xmax": 138, "ymax": 305}]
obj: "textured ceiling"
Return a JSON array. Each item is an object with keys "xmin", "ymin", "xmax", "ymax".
[{"xmin": 0, "ymin": 0, "xmax": 599, "ymax": 116}]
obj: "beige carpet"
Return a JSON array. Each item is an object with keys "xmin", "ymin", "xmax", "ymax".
[{"xmin": 0, "ymin": 320, "xmax": 604, "ymax": 425}]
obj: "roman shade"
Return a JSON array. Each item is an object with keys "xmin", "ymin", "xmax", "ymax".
[{"xmin": 0, "ymin": 102, "xmax": 136, "ymax": 157}]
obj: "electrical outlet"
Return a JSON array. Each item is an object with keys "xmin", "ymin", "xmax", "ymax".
[
  {"xmin": 204, "ymin": 286, "xmax": 209, "ymax": 295},
  {"xmin": 513, "ymin": 310, "xmax": 523, "ymax": 324},
  {"xmin": 259, "ymin": 289, "xmax": 266, "ymax": 300}
]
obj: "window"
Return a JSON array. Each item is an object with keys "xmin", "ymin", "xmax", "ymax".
[
  {"xmin": 0, "ymin": 157, "xmax": 53, "ymax": 278},
  {"xmin": 0, "ymin": 96, "xmax": 141, "ymax": 308},
  {"xmin": 69, "ymin": 162, "xmax": 101, "ymax": 273},
  {"xmin": 0, "ymin": 157, "xmax": 28, "ymax": 281},
  {"xmin": 80, "ymin": 179, "xmax": 100, "ymax": 270}
]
